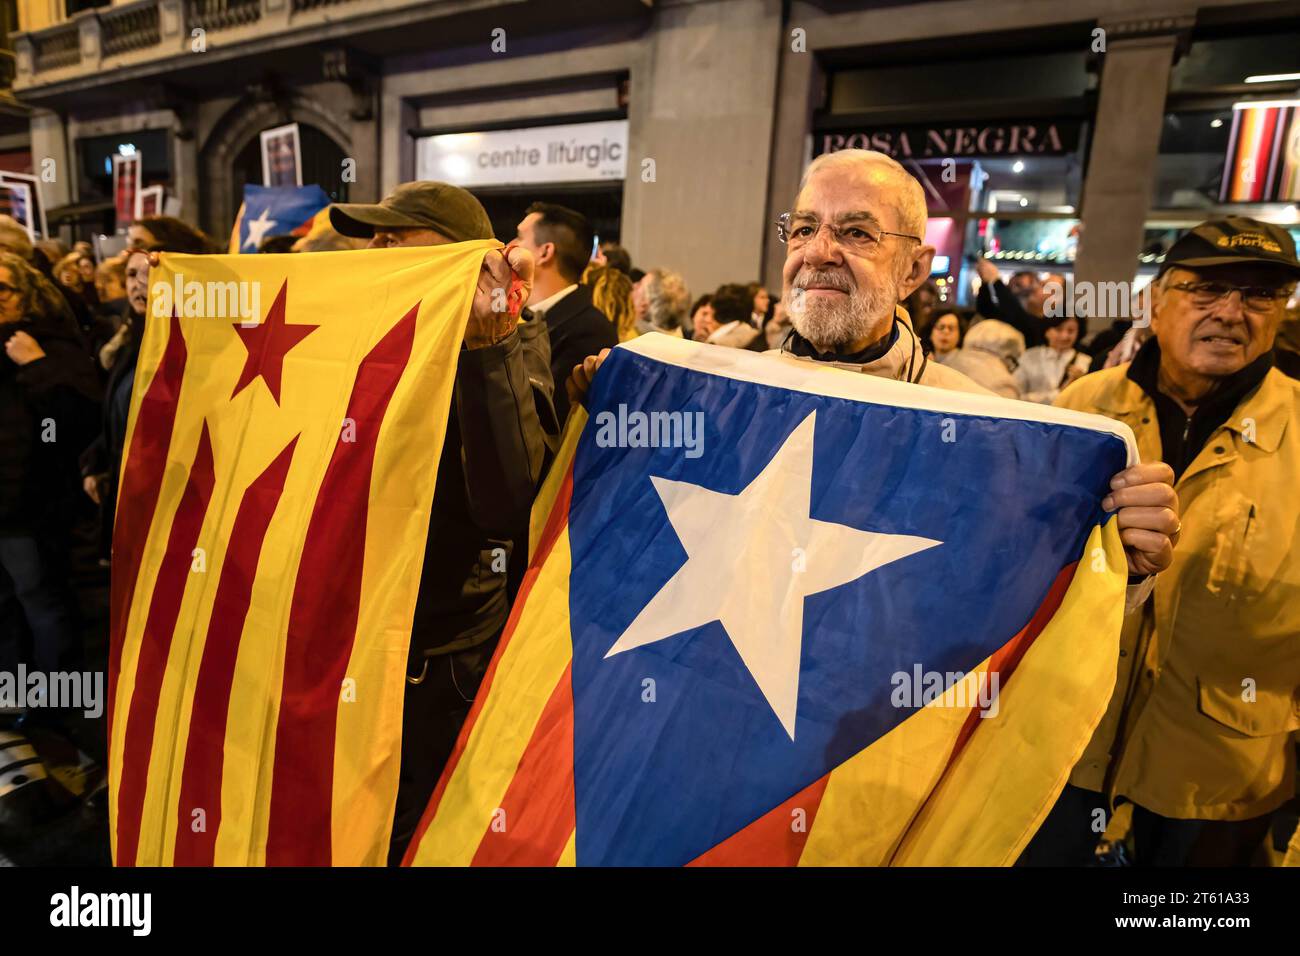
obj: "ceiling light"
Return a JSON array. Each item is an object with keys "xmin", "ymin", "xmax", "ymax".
[
  {"xmin": 1210, "ymin": 118, "xmax": 1223, "ymax": 128},
  {"xmin": 1012, "ymin": 160, "xmax": 1025, "ymax": 173}
]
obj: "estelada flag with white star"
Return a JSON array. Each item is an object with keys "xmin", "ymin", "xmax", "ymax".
[
  {"xmin": 108, "ymin": 242, "xmax": 494, "ymax": 866},
  {"xmin": 228, "ymin": 184, "xmax": 331, "ymax": 253},
  {"xmin": 405, "ymin": 334, "xmax": 1139, "ymax": 866}
]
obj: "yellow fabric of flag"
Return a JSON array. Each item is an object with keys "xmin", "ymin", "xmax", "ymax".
[{"xmin": 108, "ymin": 243, "xmax": 493, "ymax": 866}]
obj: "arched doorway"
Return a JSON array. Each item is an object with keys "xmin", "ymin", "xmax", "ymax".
[
  {"xmin": 228, "ymin": 123, "xmax": 351, "ymax": 225},
  {"xmin": 199, "ymin": 94, "xmax": 353, "ymax": 240}
]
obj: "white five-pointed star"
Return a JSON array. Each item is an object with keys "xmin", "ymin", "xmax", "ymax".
[
  {"xmin": 243, "ymin": 207, "xmax": 279, "ymax": 250},
  {"xmin": 605, "ymin": 411, "xmax": 941, "ymax": 740}
]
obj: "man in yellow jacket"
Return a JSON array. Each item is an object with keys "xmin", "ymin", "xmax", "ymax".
[{"xmin": 1027, "ymin": 216, "xmax": 1300, "ymax": 866}]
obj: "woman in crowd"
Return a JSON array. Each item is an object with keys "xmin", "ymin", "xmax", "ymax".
[
  {"xmin": 80, "ymin": 247, "xmax": 152, "ymax": 545},
  {"xmin": 764, "ymin": 299, "xmax": 792, "ymax": 350},
  {"xmin": 689, "ymin": 294, "xmax": 716, "ymax": 342},
  {"xmin": 581, "ymin": 261, "xmax": 637, "ymax": 342},
  {"xmin": 1014, "ymin": 314, "xmax": 1090, "ymax": 404},
  {"xmin": 127, "ymin": 216, "xmax": 217, "ymax": 254},
  {"xmin": 921, "ymin": 310, "xmax": 967, "ymax": 365},
  {"xmin": 81, "ymin": 227, "xmax": 211, "ymax": 546},
  {"xmin": 706, "ymin": 282, "xmax": 764, "ymax": 350},
  {"xmin": 748, "ymin": 282, "xmax": 771, "ymax": 328},
  {"xmin": 904, "ymin": 279, "xmax": 941, "ymax": 331},
  {"xmin": 0, "ymin": 251, "xmax": 100, "ymax": 692}
]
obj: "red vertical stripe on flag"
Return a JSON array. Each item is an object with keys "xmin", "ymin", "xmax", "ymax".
[
  {"xmin": 115, "ymin": 421, "xmax": 217, "ymax": 866},
  {"xmin": 109, "ymin": 312, "xmax": 188, "ymax": 733},
  {"xmin": 402, "ymin": 467, "xmax": 575, "ymax": 864},
  {"xmin": 471, "ymin": 664, "xmax": 575, "ymax": 866},
  {"xmin": 944, "ymin": 558, "xmax": 1076, "ymax": 770},
  {"xmin": 264, "ymin": 306, "xmax": 419, "ymax": 866},
  {"xmin": 172, "ymin": 437, "xmax": 299, "ymax": 866}
]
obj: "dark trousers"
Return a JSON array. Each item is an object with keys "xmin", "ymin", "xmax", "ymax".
[
  {"xmin": 1017, "ymin": 783, "xmax": 1108, "ymax": 866},
  {"xmin": 387, "ymin": 639, "xmax": 497, "ymax": 865},
  {"xmin": 1129, "ymin": 804, "xmax": 1272, "ymax": 866},
  {"xmin": 1018, "ymin": 783, "xmax": 1273, "ymax": 866},
  {"xmin": 0, "ymin": 534, "xmax": 82, "ymax": 679}
]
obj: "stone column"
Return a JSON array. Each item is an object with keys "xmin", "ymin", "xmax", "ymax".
[
  {"xmin": 762, "ymin": 5, "xmax": 823, "ymax": 290},
  {"xmin": 29, "ymin": 108, "xmax": 71, "ymax": 210},
  {"xmin": 621, "ymin": 0, "xmax": 784, "ymax": 299},
  {"xmin": 1074, "ymin": 22, "xmax": 1186, "ymax": 287},
  {"xmin": 77, "ymin": 11, "xmax": 102, "ymax": 73}
]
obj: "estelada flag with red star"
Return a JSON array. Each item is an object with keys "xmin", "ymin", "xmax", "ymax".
[{"xmin": 107, "ymin": 243, "xmax": 493, "ymax": 866}]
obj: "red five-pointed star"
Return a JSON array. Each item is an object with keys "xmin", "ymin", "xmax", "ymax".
[{"xmin": 230, "ymin": 280, "xmax": 319, "ymax": 404}]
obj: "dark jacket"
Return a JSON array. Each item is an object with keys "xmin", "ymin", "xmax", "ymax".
[
  {"xmin": 408, "ymin": 315, "xmax": 556, "ymax": 658},
  {"xmin": 539, "ymin": 285, "xmax": 617, "ymax": 425},
  {"xmin": 0, "ymin": 311, "xmax": 101, "ymax": 537},
  {"xmin": 80, "ymin": 319, "xmax": 141, "ymax": 542},
  {"xmin": 976, "ymin": 280, "xmax": 1047, "ymax": 348}
]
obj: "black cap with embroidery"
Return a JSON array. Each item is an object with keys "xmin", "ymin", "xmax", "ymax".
[{"xmin": 1159, "ymin": 216, "xmax": 1300, "ymax": 279}]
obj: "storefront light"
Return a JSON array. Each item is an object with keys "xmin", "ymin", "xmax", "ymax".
[
  {"xmin": 1012, "ymin": 160, "xmax": 1025, "ymax": 173},
  {"xmin": 1244, "ymin": 72, "xmax": 1300, "ymax": 84},
  {"xmin": 1210, "ymin": 118, "xmax": 1223, "ymax": 128},
  {"xmin": 1232, "ymin": 99, "xmax": 1300, "ymax": 110}
]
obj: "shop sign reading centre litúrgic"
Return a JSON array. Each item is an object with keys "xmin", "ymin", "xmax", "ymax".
[{"xmin": 417, "ymin": 120, "xmax": 628, "ymax": 187}]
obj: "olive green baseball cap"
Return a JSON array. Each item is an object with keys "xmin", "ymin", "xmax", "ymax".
[{"xmin": 329, "ymin": 181, "xmax": 494, "ymax": 242}]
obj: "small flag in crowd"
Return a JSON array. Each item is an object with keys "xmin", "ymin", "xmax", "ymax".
[
  {"xmin": 108, "ymin": 242, "xmax": 495, "ymax": 865},
  {"xmin": 228, "ymin": 184, "xmax": 331, "ymax": 253},
  {"xmin": 406, "ymin": 334, "xmax": 1137, "ymax": 866}
]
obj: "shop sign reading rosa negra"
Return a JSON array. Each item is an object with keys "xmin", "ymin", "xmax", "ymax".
[{"xmin": 817, "ymin": 120, "xmax": 1081, "ymax": 159}]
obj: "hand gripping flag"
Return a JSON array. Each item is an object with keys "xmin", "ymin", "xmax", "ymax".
[
  {"xmin": 228, "ymin": 184, "xmax": 332, "ymax": 254},
  {"xmin": 406, "ymin": 334, "xmax": 1139, "ymax": 866},
  {"xmin": 108, "ymin": 242, "xmax": 494, "ymax": 866}
]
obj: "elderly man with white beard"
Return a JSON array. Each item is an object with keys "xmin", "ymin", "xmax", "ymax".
[{"xmin": 569, "ymin": 148, "xmax": 1180, "ymax": 581}]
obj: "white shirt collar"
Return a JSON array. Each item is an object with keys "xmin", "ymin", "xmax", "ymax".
[{"xmin": 530, "ymin": 283, "xmax": 578, "ymax": 317}]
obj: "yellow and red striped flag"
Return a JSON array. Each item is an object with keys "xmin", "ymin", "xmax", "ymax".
[{"xmin": 108, "ymin": 242, "xmax": 494, "ymax": 866}]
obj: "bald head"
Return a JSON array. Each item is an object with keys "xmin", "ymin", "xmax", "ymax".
[{"xmin": 799, "ymin": 149, "xmax": 927, "ymax": 240}]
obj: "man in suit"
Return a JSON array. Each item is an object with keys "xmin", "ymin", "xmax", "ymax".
[{"xmin": 516, "ymin": 203, "xmax": 618, "ymax": 425}]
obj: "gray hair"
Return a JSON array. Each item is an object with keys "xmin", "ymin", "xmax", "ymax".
[
  {"xmin": 963, "ymin": 318, "xmax": 1025, "ymax": 363},
  {"xmin": 643, "ymin": 268, "xmax": 690, "ymax": 331},
  {"xmin": 799, "ymin": 149, "xmax": 928, "ymax": 239}
]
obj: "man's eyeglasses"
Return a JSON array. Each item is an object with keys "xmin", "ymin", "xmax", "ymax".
[
  {"xmin": 775, "ymin": 212, "xmax": 921, "ymax": 255},
  {"xmin": 0, "ymin": 282, "xmax": 19, "ymax": 301},
  {"xmin": 1167, "ymin": 281, "xmax": 1293, "ymax": 315}
]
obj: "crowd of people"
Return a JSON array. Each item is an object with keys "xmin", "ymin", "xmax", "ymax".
[{"xmin": 2, "ymin": 145, "xmax": 1298, "ymax": 867}]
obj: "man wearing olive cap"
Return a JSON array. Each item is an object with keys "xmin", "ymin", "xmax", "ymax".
[
  {"xmin": 332, "ymin": 182, "xmax": 558, "ymax": 863},
  {"xmin": 1022, "ymin": 216, "xmax": 1300, "ymax": 866}
]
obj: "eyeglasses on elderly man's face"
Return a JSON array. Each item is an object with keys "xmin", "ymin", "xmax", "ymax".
[
  {"xmin": 775, "ymin": 212, "xmax": 922, "ymax": 256},
  {"xmin": 1165, "ymin": 280, "xmax": 1293, "ymax": 316}
]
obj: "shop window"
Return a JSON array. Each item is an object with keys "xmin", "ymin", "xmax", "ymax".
[
  {"xmin": 1168, "ymin": 32, "xmax": 1300, "ymax": 93},
  {"xmin": 77, "ymin": 129, "xmax": 172, "ymax": 203},
  {"xmin": 230, "ymin": 123, "xmax": 348, "ymax": 224}
]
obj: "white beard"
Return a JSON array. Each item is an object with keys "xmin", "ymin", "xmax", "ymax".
[{"xmin": 789, "ymin": 269, "xmax": 896, "ymax": 352}]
